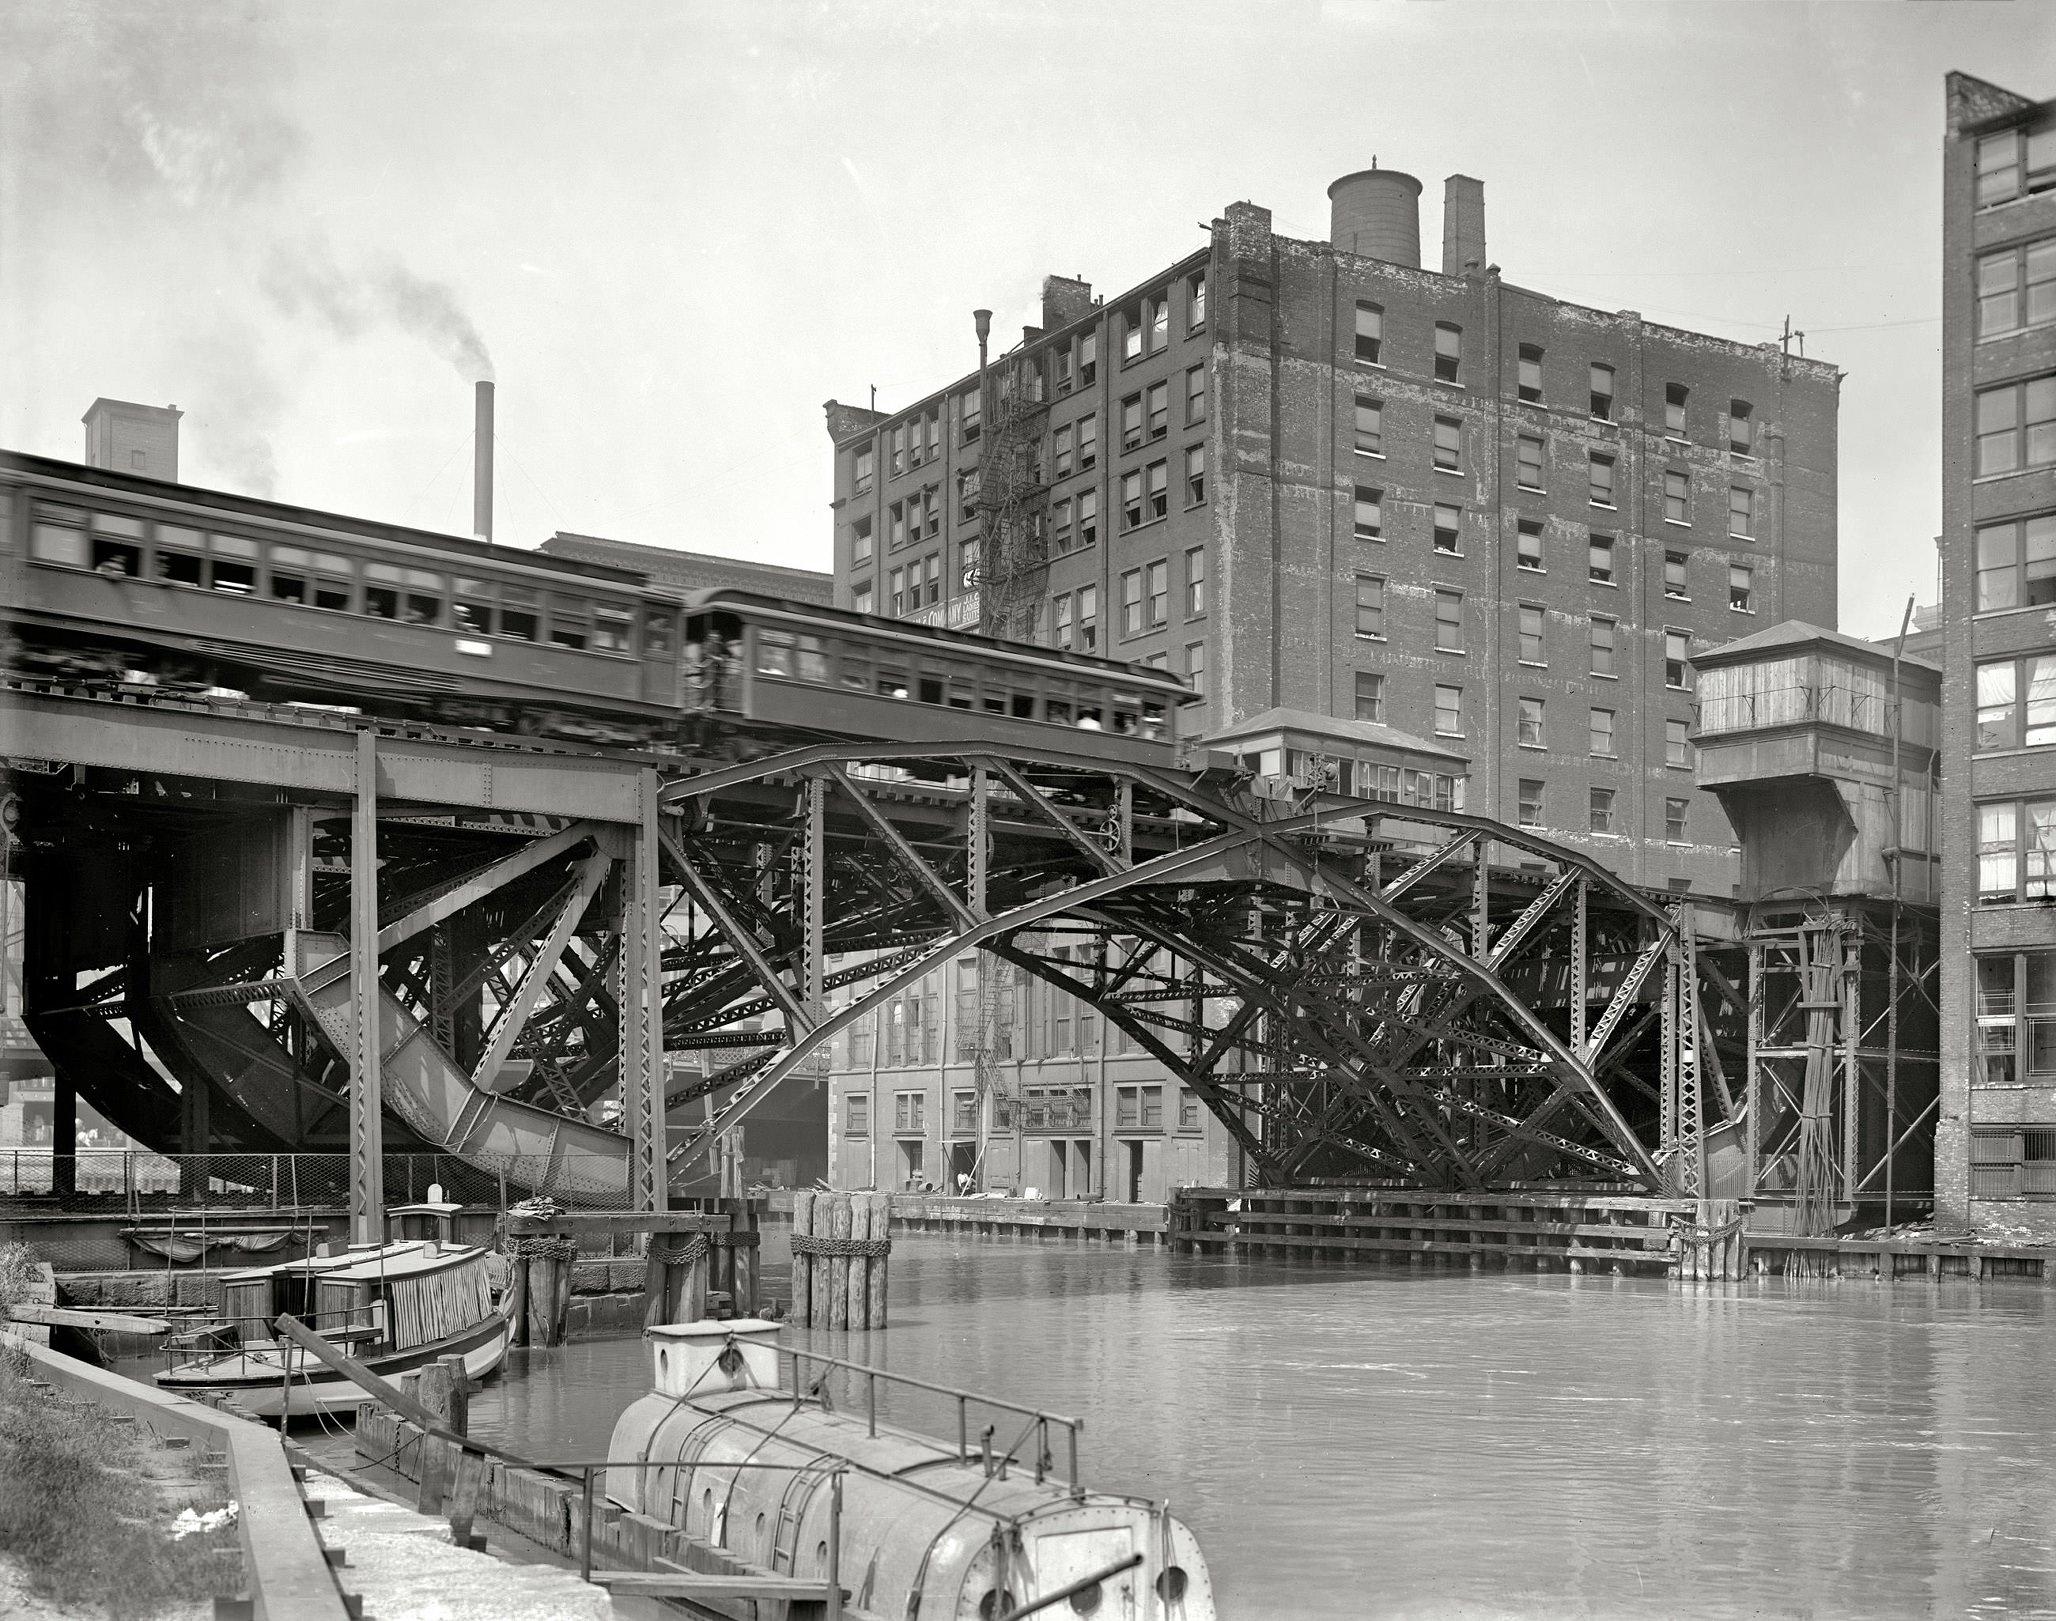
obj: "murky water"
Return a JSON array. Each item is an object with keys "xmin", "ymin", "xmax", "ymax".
[{"xmin": 343, "ymin": 1233, "xmax": 2056, "ymax": 1619}]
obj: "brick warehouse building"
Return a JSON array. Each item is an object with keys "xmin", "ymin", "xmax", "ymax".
[
  {"xmin": 1940, "ymin": 72, "xmax": 2056, "ymax": 1236},
  {"xmin": 816, "ymin": 165, "xmax": 1842, "ymax": 1199}
]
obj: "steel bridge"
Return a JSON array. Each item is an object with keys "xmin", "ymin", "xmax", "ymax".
[{"xmin": 2, "ymin": 677, "xmax": 1725, "ymax": 1241}]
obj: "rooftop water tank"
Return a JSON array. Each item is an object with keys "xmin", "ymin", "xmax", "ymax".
[{"xmin": 1328, "ymin": 166, "xmax": 1423, "ymax": 268}]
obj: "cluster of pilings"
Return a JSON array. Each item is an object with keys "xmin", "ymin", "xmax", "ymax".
[
  {"xmin": 790, "ymin": 1190, "xmax": 891, "ymax": 1329},
  {"xmin": 500, "ymin": 1204, "xmax": 763, "ymax": 1345}
]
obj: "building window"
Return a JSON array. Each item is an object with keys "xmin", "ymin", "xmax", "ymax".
[
  {"xmin": 1147, "ymin": 381, "xmax": 1169, "ymax": 441},
  {"xmin": 959, "ymin": 473, "xmax": 980, "ymax": 524},
  {"xmin": 952, "ymin": 1090, "xmax": 978, "ymax": 1134},
  {"xmin": 1664, "ymin": 551, "xmax": 1689, "ymax": 598},
  {"xmin": 1433, "ymin": 503, "xmax": 1461, "ymax": 554},
  {"xmin": 925, "ymin": 553, "xmax": 942, "ymax": 605},
  {"xmin": 1121, "ymin": 569, "xmax": 1143, "ymax": 635},
  {"xmin": 1054, "ymin": 423, "xmax": 1074, "ymax": 478},
  {"xmin": 1078, "ymin": 489, "xmax": 1099, "ymax": 548},
  {"xmin": 1665, "ymin": 382, "xmax": 1688, "ymax": 438},
  {"xmin": 1589, "ymin": 453, "xmax": 1615, "ymax": 507},
  {"xmin": 1977, "ymin": 121, "xmax": 2056, "ymax": 208},
  {"xmin": 1975, "ymin": 377, "xmax": 2056, "ymax": 477},
  {"xmin": 1665, "ymin": 798, "xmax": 1689, "ymax": 843},
  {"xmin": 1434, "ymin": 322, "xmax": 1462, "ymax": 383},
  {"xmin": 854, "ymin": 446, "xmax": 875, "ymax": 494},
  {"xmin": 1150, "ymin": 296, "xmax": 1170, "ymax": 353},
  {"xmin": 1976, "ymin": 513, "xmax": 2056, "ymax": 610},
  {"xmin": 1147, "ymin": 460, "xmax": 1170, "ymax": 521},
  {"xmin": 1518, "ymin": 779, "xmax": 1543, "ymax": 827},
  {"xmin": 1185, "ymin": 641, "xmax": 1207, "ymax": 699},
  {"xmin": 1666, "ymin": 629, "xmax": 1691, "ymax": 689},
  {"xmin": 889, "ymin": 566, "xmax": 907, "ymax": 617},
  {"xmin": 890, "ymin": 501, "xmax": 908, "ymax": 550},
  {"xmin": 960, "ymin": 538, "xmax": 979, "ymax": 589},
  {"xmin": 1590, "ymin": 615, "xmax": 1616, "ymax": 676},
  {"xmin": 1589, "ymin": 533, "xmax": 1615, "ymax": 584},
  {"xmin": 1975, "ymin": 654, "xmax": 2056, "ymax": 749},
  {"xmin": 846, "ymin": 1093, "xmax": 870, "ymax": 1136},
  {"xmin": 1146, "ymin": 559, "xmax": 1169, "ymax": 628},
  {"xmin": 1053, "ymin": 593, "xmax": 1074, "ymax": 651},
  {"xmin": 1979, "ymin": 240, "xmax": 2056, "ymax": 338},
  {"xmin": 1589, "ymin": 707, "xmax": 1615, "ymax": 757},
  {"xmin": 852, "ymin": 517, "xmax": 873, "ymax": 567},
  {"xmin": 1186, "ymin": 446, "xmax": 1206, "ymax": 505},
  {"xmin": 1729, "ymin": 486, "xmax": 1755, "ymax": 538},
  {"xmin": 890, "ymin": 423, "xmax": 907, "ymax": 477},
  {"xmin": 1517, "ymin": 434, "xmax": 1544, "ymax": 491},
  {"xmin": 1186, "ymin": 547, "xmax": 1207, "ymax": 616},
  {"xmin": 1355, "ymin": 670, "xmax": 1386, "ymax": 724},
  {"xmin": 1354, "ymin": 395, "xmax": 1383, "ymax": 456},
  {"xmin": 1590, "ymin": 787, "xmax": 1616, "ymax": 834},
  {"xmin": 1122, "ymin": 393, "xmax": 1144, "ymax": 452},
  {"xmin": 962, "ymin": 389, "xmax": 981, "ymax": 442},
  {"xmin": 924, "ymin": 489, "xmax": 941, "ymax": 538},
  {"xmin": 1981, "ymin": 802, "xmax": 2026, "ymax": 902},
  {"xmin": 1354, "ymin": 573, "xmax": 1384, "ymax": 637},
  {"xmin": 1518, "ymin": 604, "xmax": 1544, "ymax": 664},
  {"xmin": 1354, "ymin": 301, "xmax": 1384, "ymax": 364},
  {"xmin": 1435, "ymin": 589, "xmax": 1464, "ymax": 652},
  {"xmin": 1354, "ymin": 485, "xmax": 1383, "ymax": 540},
  {"xmin": 1435, "ymin": 683, "xmax": 1463, "ymax": 736},
  {"xmin": 1189, "ymin": 271, "xmax": 1207, "ymax": 329},
  {"xmin": 1122, "ymin": 471, "xmax": 1144, "ymax": 530},
  {"xmin": 1056, "ymin": 346, "xmax": 1075, "ymax": 395},
  {"xmin": 1664, "ymin": 469, "xmax": 1691, "ymax": 524},
  {"xmin": 1518, "ymin": 696, "xmax": 1545, "ymax": 747},
  {"xmin": 1730, "ymin": 563, "xmax": 1754, "ymax": 612},
  {"xmin": 894, "ymin": 1089, "xmax": 926, "ymax": 1132},
  {"xmin": 852, "ymin": 581, "xmax": 873, "ymax": 615},
  {"xmin": 1667, "ymin": 718, "xmax": 1692, "ymax": 768},
  {"xmin": 1078, "ymin": 413, "xmax": 1098, "ymax": 470},
  {"xmin": 1123, "ymin": 309, "xmax": 1144, "ymax": 363},
  {"xmin": 1516, "ymin": 519, "xmax": 1544, "ymax": 571},
  {"xmin": 1080, "ymin": 332, "xmax": 1098, "ymax": 386},
  {"xmin": 1433, "ymin": 415, "xmax": 1462, "ymax": 471},
  {"xmin": 1518, "ymin": 343, "xmax": 1543, "ymax": 403},
  {"xmin": 1729, "ymin": 400, "xmax": 1755, "ymax": 455},
  {"xmin": 1589, "ymin": 363, "xmax": 1615, "ymax": 421},
  {"xmin": 1188, "ymin": 365, "xmax": 1207, "ymax": 425},
  {"xmin": 1077, "ymin": 585, "xmax": 1098, "ymax": 651}
]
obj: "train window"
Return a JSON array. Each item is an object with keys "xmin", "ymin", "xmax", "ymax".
[
  {"xmin": 756, "ymin": 629, "xmax": 795, "ymax": 677},
  {"xmin": 548, "ymin": 599, "xmax": 589, "ymax": 649},
  {"xmin": 211, "ymin": 559, "xmax": 255, "ymax": 595},
  {"xmin": 90, "ymin": 537, "xmax": 141, "ymax": 576},
  {"xmin": 983, "ymin": 690, "xmax": 1007, "ymax": 714},
  {"xmin": 1011, "ymin": 692, "xmax": 1035, "ymax": 719},
  {"xmin": 30, "ymin": 520, "xmax": 87, "ymax": 568},
  {"xmin": 1142, "ymin": 699, "xmax": 1167, "ymax": 738},
  {"xmin": 947, "ymin": 677, "xmax": 973, "ymax": 709},
  {"xmin": 403, "ymin": 569, "xmax": 444, "ymax": 625},
  {"xmin": 363, "ymin": 562, "xmax": 403, "ymax": 619},
  {"xmin": 453, "ymin": 578, "xmax": 493, "ymax": 635},
  {"xmin": 1045, "ymin": 698, "xmax": 1072, "ymax": 725},
  {"xmin": 642, "ymin": 609, "xmax": 675, "ymax": 659},
  {"xmin": 916, "ymin": 676, "xmax": 944, "ymax": 705},
  {"xmin": 840, "ymin": 649, "xmax": 870, "ymax": 691},
  {"xmin": 1110, "ymin": 693, "xmax": 1142, "ymax": 734},
  {"xmin": 500, "ymin": 587, "xmax": 538, "ymax": 642},
  {"xmin": 314, "ymin": 555, "xmax": 353, "ymax": 612},
  {"xmin": 270, "ymin": 568, "xmax": 306, "ymax": 604},
  {"xmin": 592, "ymin": 605, "xmax": 632, "ymax": 653},
  {"xmin": 92, "ymin": 512, "xmax": 146, "ymax": 538},
  {"xmin": 156, "ymin": 543, "xmax": 203, "ymax": 586},
  {"xmin": 877, "ymin": 668, "xmax": 909, "ymax": 699},
  {"xmin": 1075, "ymin": 702, "xmax": 1104, "ymax": 730},
  {"xmin": 797, "ymin": 635, "xmax": 830, "ymax": 683}
]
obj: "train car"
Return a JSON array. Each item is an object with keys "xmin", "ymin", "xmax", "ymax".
[
  {"xmin": 606, "ymin": 1319, "xmax": 1214, "ymax": 1620},
  {"xmin": 680, "ymin": 588, "xmax": 1195, "ymax": 769}
]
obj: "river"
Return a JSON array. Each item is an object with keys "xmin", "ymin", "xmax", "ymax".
[{"xmin": 338, "ymin": 1232, "xmax": 2056, "ymax": 1619}]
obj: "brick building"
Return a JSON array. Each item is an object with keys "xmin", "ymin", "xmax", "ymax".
[
  {"xmin": 1938, "ymin": 72, "xmax": 2056, "ymax": 1234},
  {"xmin": 817, "ymin": 163, "xmax": 1842, "ymax": 1199}
]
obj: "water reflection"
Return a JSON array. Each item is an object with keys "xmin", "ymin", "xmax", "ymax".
[{"xmin": 434, "ymin": 1236, "xmax": 2056, "ymax": 1618}]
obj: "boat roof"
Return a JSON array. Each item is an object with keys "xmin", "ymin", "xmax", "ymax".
[{"xmin": 219, "ymin": 1239, "xmax": 485, "ymax": 1285}]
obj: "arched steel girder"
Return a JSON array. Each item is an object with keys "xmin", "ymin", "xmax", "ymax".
[{"xmin": 659, "ymin": 742, "xmax": 1676, "ymax": 1188}]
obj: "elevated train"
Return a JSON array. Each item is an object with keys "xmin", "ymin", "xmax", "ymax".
[{"xmin": 0, "ymin": 450, "xmax": 1193, "ymax": 763}]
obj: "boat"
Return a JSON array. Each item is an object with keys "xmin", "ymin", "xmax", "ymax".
[{"xmin": 155, "ymin": 1228, "xmax": 512, "ymax": 1419}]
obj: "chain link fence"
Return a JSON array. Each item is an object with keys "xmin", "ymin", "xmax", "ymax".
[{"xmin": 0, "ymin": 1149, "xmax": 636, "ymax": 1212}]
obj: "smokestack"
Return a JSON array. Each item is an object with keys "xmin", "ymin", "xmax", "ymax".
[
  {"xmin": 1327, "ymin": 164, "xmax": 1423, "ymax": 268},
  {"xmin": 473, "ymin": 381, "xmax": 494, "ymax": 542},
  {"xmin": 1442, "ymin": 175, "xmax": 1486, "ymax": 277}
]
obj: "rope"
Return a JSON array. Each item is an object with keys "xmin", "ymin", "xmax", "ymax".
[
  {"xmin": 500, "ymin": 1235, "xmax": 579, "ymax": 1261},
  {"xmin": 646, "ymin": 1234, "xmax": 708, "ymax": 1268},
  {"xmin": 1674, "ymin": 1215, "xmax": 1748, "ymax": 1248},
  {"xmin": 790, "ymin": 1234, "xmax": 893, "ymax": 1259}
]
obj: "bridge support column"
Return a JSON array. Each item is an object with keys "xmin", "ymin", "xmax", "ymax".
[
  {"xmin": 621, "ymin": 770, "xmax": 666, "ymax": 1216},
  {"xmin": 349, "ymin": 729, "xmax": 384, "ymax": 1245},
  {"xmin": 52, "ymin": 1072, "xmax": 75, "ymax": 1200}
]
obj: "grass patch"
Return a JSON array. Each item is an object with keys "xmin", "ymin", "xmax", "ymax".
[{"xmin": 0, "ymin": 1347, "xmax": 243, "ymax": 1618}]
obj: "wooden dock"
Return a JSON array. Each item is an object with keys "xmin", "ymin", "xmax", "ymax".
[{"xmin": 763, "ymin": 1191, "xmax": 1169, "ymax": 1248}]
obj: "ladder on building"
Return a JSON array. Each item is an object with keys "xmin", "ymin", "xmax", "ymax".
[{"xmin": 972, "ymin": 354, "xmax": 1052, "ymax": 643}]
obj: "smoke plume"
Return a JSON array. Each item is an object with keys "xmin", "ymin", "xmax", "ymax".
[{"xmin": 263, "ymin": 237, "xmax": 496, "ymax": 384}]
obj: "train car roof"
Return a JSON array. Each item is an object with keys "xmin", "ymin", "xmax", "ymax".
[
  {"xmin": 682, "ymin": 585, "xmax": 1192, "ymax": 691},
  {"xmin": 0, "ymin": 449, "xmax": 649, "ymax": 588}
]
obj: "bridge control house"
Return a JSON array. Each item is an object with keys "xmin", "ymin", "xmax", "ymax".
[{"xmin": 822, "ymin": 162, "xmax": 1844, "ymax": 1199}]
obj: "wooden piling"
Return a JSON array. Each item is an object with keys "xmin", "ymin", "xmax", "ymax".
[
  {"xmin": 642, "ymin": 1235, "xmax": 672, "ymax": 1330},
  {"xmin": 827, "ymin": 1194, "xmax": 852, "ymax": 1331},
  {"xmin": 791, "ymin": 1190, "xmax": 816, "ymax": 1327},
  {"xmin": 866, "ymin": 1192, "xmax": 891, "ymax": 1330},
  {"xmin": 846, "ymin": 1195, "xmax": 871, "ymax": 1329},
  {"xmin": 730, "ymin": 1199, "xmax": 759, "ymax": 1316}
]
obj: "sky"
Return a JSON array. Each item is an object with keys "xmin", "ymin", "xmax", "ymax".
[{"xmin": 2, "ymin": 1, "xmax": 2050, "ymax": 641}]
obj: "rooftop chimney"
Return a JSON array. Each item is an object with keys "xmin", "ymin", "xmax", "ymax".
[
  {"xmin": 473, "ymin": 381, "xmax": 494, "ymax": 542},
  {"xmin": 1442, "ymin": 175, "xmax": 1486, "ymax": 278},
  {"xmin": 82, "ymin": 398, "xmax": 181, "ymax": 481},
  {"xmin": 1327, "ymin": 164, "xmax": 1422, "ymax": 268},
  {"xmin": 1041, "ymin": 275, "xmax": 1095, "ymax": 332}
]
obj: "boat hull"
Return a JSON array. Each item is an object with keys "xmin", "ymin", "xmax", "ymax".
[{"xmin": 157, "ymin": 1307, "xmax": 513, "ymax": 1419}]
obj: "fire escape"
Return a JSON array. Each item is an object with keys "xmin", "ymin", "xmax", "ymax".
[{"xmin": 971, "ymin": 345, "xmax": 1052, "ymax": 644}]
